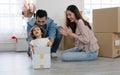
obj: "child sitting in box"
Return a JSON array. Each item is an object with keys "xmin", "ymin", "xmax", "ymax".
[{"xmin": 29, "ymin": 25, "xmax": 52, "ymax": 59}]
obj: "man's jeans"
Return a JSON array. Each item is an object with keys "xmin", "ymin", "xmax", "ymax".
[
  {"xmin": 51, "ymin": 26, "xmax": 63, "ymax": 53},
  {"xmin": 61, "ymin": 47, "xmax": 99, "ymax": 61}
]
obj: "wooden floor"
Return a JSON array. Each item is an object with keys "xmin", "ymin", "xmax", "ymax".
[{"xmin": 0, "ymin": 51, "xmax": 120, "ymax": 75}]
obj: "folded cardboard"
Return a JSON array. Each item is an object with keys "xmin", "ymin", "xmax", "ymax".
[
  {"xmin": 31, "ymin": 47, "xmax": 51, "ymax": 69},
  {"xmin": 34, "ymin": 47, "xmax": 50, "ymax": 54},
  {"xmin": 93, "ymin": 7, "xmax": 120, "ymax": 32},
  {"xmin": 32, "ymin": 54, "xmax": 51, "ymax": 69},
  {"xmin": 16, "ymin": 38, "xmax": 28, "ymax": 51},
  {"xmin": 95, "ymin": 33, "xmax": 120, "ymax": 58},
  {"xmin": 61, "ymin": 36, "xmax": 75, "ymax": 50}
]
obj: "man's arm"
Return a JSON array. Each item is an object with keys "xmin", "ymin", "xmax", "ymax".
[
  {"xmin": 47, "ymin": 19, "xmax": 57, "ymax": 45},
  {"xmin": 26, "ymin": 17, "xmax": 36, "ymax": 41},
  {"xmin": 26, "ymin": 23, "xmax": 32, "ymax": 41},
  {"xmin": 49, "ymin": 37, "xmax": 54, "ymax": 44}
]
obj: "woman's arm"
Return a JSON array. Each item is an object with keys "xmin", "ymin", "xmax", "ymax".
[
  {"xmin": 75, "ymin": 20, "xmax": 90, "ymax": 44},
  {"xmin": 65, "ymin": 20, "xmax": 90, "ymax": 44}
]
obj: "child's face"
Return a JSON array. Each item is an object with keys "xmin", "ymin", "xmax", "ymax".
[{"xmin": 33, "ymin": 27, "xmax": 42, "ymax": 38}]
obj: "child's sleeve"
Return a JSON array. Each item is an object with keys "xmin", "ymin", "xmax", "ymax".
[
  {"xmin": 29, "ymin": 40, "xmax": 34, "ymax": 46},
  {"xmin": 47, "ymin": 38, "xmax": 50, "ymax": 42}
]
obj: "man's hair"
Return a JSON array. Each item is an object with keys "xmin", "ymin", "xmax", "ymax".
[{"xmin": 36, "ymin": 9, "xmax": 47, "ymax": 18}]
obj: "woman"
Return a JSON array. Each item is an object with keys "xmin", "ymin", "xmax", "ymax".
[{"xmin": 59, "ymin": 5, "xmax": 99, "ymax": 61}]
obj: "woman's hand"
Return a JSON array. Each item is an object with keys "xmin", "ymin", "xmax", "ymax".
[
  {"xmin": 59, "ymin": 26, "xmax": 73, "ymax": 37},
  {"xmin": 47, "ymin": 41, "xmax": 52, "ymax": 47},
  {"xmin": 59, "ymin": 28, "xmax": 68, "ymax": 36},
  {"xmin": 65, "ymin": 27, "xmax": 73, "ymax": 35}
]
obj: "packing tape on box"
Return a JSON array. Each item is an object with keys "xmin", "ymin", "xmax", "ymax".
[
  {"xmin": 40, "ymin": 64, "xmax": 44, "ymax": 68},
  {"xmin": 40, "ymin": 54, "xmax": 44, "ymax": 59}
]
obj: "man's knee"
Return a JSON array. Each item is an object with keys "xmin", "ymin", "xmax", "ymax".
[
  {"xmin": 56, "ymin": 26, "xmax": 63, "ymax": 39},
  {"xmin": 57, "ymin": 26, "xmax": 64, "ymax": 30}
]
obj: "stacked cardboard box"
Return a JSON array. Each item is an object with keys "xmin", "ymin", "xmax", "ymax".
[
  {"xmin": 32, "ymin": 47, "xmax": 51, "ymax": 69},
  {"xmin": 93, "ymin": 7, "xmax": 120, "ymax": 57},
  {"xmin": 95, "ymin": 33, "xmax": 120, "ymax": 57}
]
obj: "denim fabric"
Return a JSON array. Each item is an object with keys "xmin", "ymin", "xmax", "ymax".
[
  {"xmin": 61, "ymin": 47, "xmax": 98, "ymax": 61},
  {"xmin": 26, "ymin": 17, "xmax": 57, "ymax": 41},
  {"xmin": 51, "ymin": 26, "xmax": 63, "ymax": 53},
  {"xmin": 26, "ymin": 17, "xmax": 63, "ymax": 55}
]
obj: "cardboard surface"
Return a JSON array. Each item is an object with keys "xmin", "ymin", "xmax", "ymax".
[
  {"xmin": 31, "ymin": 47, "xmax": 51, "ymax": 69},
  {"xmin": 93, "ymin": 7, "xmax": 120, "ymax": 32},
  {"xmin": 60, "ymin": 36, "xmax": 75, "ymax": 50},
  {"xmin": 34, "ymin": 47, "xmax": 50, "ymax": 54},
  {"xmin": 32, "ymin": 54, "xmax": 51, "ymax": 69},
  {"xmin": 95, "ymin": 33, "xmax": 120, "ymax": 58}
]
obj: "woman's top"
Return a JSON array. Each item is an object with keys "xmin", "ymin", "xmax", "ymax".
[{"xmin": 75, "ymin": 19, "xmax": 99, "ymax": 53}]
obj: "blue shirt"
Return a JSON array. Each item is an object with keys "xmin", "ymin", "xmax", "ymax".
[{"xmin": 26, "ymin": 17, "xmax": 57, "ymax": 41}]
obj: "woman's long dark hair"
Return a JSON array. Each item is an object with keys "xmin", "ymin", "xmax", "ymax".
[{"xmin": 66, "ymin": 5, "xmax": 91, "ymax": 33}]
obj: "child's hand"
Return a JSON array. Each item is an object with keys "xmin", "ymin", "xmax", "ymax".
[{"xmin": 47, "ymin": 41, "xmax": 52, "ymax": 47}]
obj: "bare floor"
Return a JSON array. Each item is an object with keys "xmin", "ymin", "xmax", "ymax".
[{"xmin": 0, "ymin": 51, "xmax": 120, "ymax": 75}]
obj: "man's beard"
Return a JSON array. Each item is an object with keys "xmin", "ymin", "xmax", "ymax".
[{"xmin": 37, "ymin": 24, "xmax": 46, "ymax": 28}]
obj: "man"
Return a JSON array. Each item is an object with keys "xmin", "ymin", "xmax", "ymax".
[{"xmin": 26, "ymin": 9, "xmax": 63, "ymax": 57}]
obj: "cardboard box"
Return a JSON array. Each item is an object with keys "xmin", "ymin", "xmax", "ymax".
[
  {"xmin": 32, "ymin": 47, "xmax": 51, "ymax": 69},
  {"xmin": 34, "ymin": 47, "xmax": 50, "ymax": 54},
  {"xmin": 95, "ymin": 33, "xmax": 120, "ymax": 58},
  {"xmin": 16, "ymin": 38, "xmax": 28, "ymax": 51},
  {"xmin": 60, "ymin": 36, "xmax": 75, "ymax": 50},
  {"xmin": 93, "ymin": 7, "xmax": 120, "ymax": 32},
  {"xmin": 32, "ymin": 54, "xmax": 51, "ymax": 69}
]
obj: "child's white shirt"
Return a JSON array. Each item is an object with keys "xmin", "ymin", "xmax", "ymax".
[{"xmin": 30, "ymin": 38, "xmax": 49, "ymax": 47}]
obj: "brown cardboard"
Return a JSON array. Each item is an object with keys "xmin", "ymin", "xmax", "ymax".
[
  {"xmin": 95, "ymin": 33, "xmax": 120, "ymax": 58},
  {"xmin": 60, "ymin": 36, "xmax": 75, "ymax": 50},
  {"xmin": 93, "ymin": 7, "xmax": 120, "ymax": 32}
]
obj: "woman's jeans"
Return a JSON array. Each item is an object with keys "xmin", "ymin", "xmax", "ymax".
[{"xmin": 61, "ymin": 47, "xmax": 99, "ymax": 61}]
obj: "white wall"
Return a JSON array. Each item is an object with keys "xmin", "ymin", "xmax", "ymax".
[{"xmin": 36, "ymin": 0, "xmax": 83, "ymax": 26}]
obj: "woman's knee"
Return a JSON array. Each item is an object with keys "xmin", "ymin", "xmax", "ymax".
[
  {"xmin": 61, "ymin": 52, "xmax": 70, "ymax": 61},
  {"xmin": 87, "ymin": 54, "xmax": 98, "ymax": 61}
]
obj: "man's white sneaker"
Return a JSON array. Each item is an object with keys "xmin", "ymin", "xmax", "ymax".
[{"xmin": 51, "ymin": 53, "xmax": 58, "ymax": 58}]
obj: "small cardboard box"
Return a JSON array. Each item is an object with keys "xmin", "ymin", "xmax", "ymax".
[
  {"xmin": 60, "ymin": 36, "xmax": 75, "ymax": 50},
  {"xmin": 32, "ymin": 47, "xmax": 51, "ymax": 69},
  {"xmin": 34, "ymin": 47, "xmax": 50, "ymax": 54},
  {"xmin": 93, "ymin": 7, "xmax": 120, "ymax": 32},
  {"xmin": 95, "ymin": 33, "xmax": 120, "ymax": 58},
  {"xmin": 32, "ymin": 53, "xmax": 51, "ymax": 69},
  {"xmin": 16, "ymin": 38, "xmax": 28, "ymax": 51}
]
